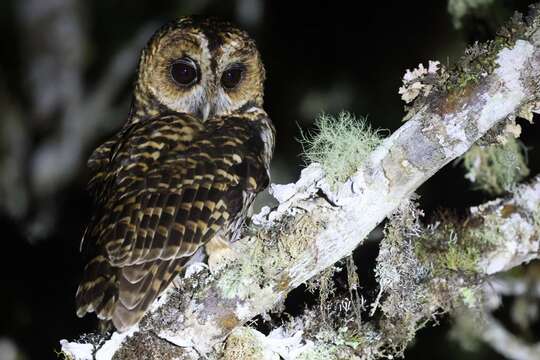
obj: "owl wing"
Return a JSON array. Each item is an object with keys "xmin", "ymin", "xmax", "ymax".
[{"xmin": 76, "ymin": 113, "xmax": 266, "ymax": 331}]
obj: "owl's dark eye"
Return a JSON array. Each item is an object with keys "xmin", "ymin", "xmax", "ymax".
[
  {"xmin": 170, "ymin": 58, "xmax": 199, "ymax": 86},
  {"xmin": 221, "ymin": 65, "xmax": 244, "ymax": 89}
]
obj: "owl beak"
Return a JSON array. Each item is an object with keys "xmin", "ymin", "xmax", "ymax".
[{"xmin": 198, "ymin": 103, "xmax": 212, "ymax": 122}]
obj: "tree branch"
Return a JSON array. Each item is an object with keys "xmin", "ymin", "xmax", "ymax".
[
  {"xmin": 222, "ymin": 175, "xmax": 540, "ymax": 360},
  {"xmin": 480, "ymin": 313, "xmax": 540, "ymax": 360}
]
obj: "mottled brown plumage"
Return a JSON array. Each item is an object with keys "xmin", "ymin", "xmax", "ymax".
[{"xmin": 76, "ymin": 17, "xmax": 274, "ymax": 331}]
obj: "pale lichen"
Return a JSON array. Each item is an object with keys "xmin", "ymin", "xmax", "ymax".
[
  {"xmin": 216, "ymin": 265, "xmax": 261, "ymax": 300},
  {"xmin": 282, "ymin": 308, "xmax": 366, "ymax": 360},
  {"xmin": 299, "ymin": 112, "xmax": 384, "ymax": 187},
  {"xmin": 398, "ymin": 61, "xmax": 442, "ymax": 104},
  {"xmin": 415, "ymin": 212, "xmax": 500, "ymax": 276},
  {"xmin": 459, "ymin": 287, "xmax": 480, "ymax": 309},
  {"xmin": 373, "ymin": 200, "xmax": 437, "ymax": 356},
  {"xmin": 55, "ymin": 349, "xmax": 76, "ymax": 360},
  {"xmin": 296, "ymin": 345, "xmax": 338, "ymax": 360},
  {"xmin": 312, "ymin": 267, "xmax": 337, "ymax": 322},
  {"xmin": 463, "ymin": 137, "xmax": 529, "ymax": 195},
  {"xmin": 222, "ymin": 327, "xmax": 274, "ymax": 360}
]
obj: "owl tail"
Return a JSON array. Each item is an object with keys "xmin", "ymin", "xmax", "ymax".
[
  {"xmin": 76, "ymin": 255, "xmax": 118, "ymax": 321},
  {"xmin": 76, "ymin": 256, "xmax": 185, "ymax": 332}
]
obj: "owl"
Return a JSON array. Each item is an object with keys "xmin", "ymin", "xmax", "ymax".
[{"xmin": 75, "ymin": 16, "xmax": 275, "ymax": 331}]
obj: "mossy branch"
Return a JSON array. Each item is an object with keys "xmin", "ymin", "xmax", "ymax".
[{"xmin": 227, "ymin": 176, "xmax": 540, "ymax": 359}]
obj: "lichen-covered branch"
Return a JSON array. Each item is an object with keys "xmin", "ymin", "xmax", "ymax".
[
  {"xmin": 223, "ymin": 175, "xmax": 540, "ymax": 360},
  {"xmin": 61, "ymin": 7, "xmax": 540, "ymax": 360}
]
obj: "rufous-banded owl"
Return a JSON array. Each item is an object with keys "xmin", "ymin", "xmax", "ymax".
[{"xmin": 75, "ymin": 16, "xmax": 275, "ymax": 331}]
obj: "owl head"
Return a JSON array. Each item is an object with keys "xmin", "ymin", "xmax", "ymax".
[{"xmin": 132, "ymin": 16, "xmax": 265, "ymax": 122}]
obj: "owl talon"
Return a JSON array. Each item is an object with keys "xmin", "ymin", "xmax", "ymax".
[
  {"xmin": 206, "ymin": 237, "xmax": 238, "ymax": 274},
  {"xmin": 183, "ymin": 262, "xmax": 209, "ymax": 278}
]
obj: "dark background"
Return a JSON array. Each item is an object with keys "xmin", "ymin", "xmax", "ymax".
[{"xmin": 0, "ymin": 1, "xmax": 539, "ymax": 359}]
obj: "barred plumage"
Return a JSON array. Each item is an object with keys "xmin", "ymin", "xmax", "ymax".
[{"xmin": 76, "ymin": 17, "xmax": 274, "ymax": 331}]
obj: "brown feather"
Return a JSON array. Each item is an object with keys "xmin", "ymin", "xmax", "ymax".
[{"xmin": 76, "ymin": 16, "xmax": 275, "ymax": 332}]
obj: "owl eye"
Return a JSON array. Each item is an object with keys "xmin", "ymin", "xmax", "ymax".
[
  {"xmin": 221, "ymin": 65, "xmax": 244, "ymax": 89},
  {"xmin": 170, "ymin": 58, "xmax": 199, "ymax": 86}
]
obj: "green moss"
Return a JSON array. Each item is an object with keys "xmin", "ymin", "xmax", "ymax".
[
  {"xmin": 335, "ymin": 326, "xmax": 363, "ymax": 350},
  {"xmin": 216, "ymin": 265, "xmax": 258, "ymax": 300},
  {"xmin": 416, "ymin": 222, "xmax": 482, "ymax": 275},
  {"xmin": 299, "ymin": 112, "xmax": 384, "ymax": 187},
  {"xmin": 459, "ymin": 287, "xmax": 478, "ymax": 308},
  {"xmin": 217, "ymin": 214, "xmax": 326, "ymax": 300},
  {"xmin": 55, "ymin": 349, "xmax": 73, "ymax": 360},
  {"xmin": 463, "ymin": 137, "xmax": 529, "ymax": 195},
  {"xmin": 445, "ymin": 39, "xmax": 505, "ymax": 96},
  {"xmin": 215, "ymin": 235, "xmax": 270, "ymax": 299},
  {"xmin": 442, "ymin": 10, "xmax": 527, "ymax": 98},
  {"xmin": 223, "ymin": 327, "xmax": 265, "ymax": 360},
  {"xmin": 442, "ymin": 246, "xmax": 480, "ymax": 272},
  {"xmin": 415, "ymin": 207, "xmax": 509, "ymax": 275},
  {"xmin": 465, "ymin": 213, "xmax": 506, "ymax": 247},
  {"xmin": 296, "ymin": 346, "xmax": 337, "ymax": 360},
  {"xmin": 275, "ymin": 214, "xmax": 322, "ymax": 264},
  {"xmin": 317, "ymin": 267, "xmax": 336, "ymax": 322}
]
